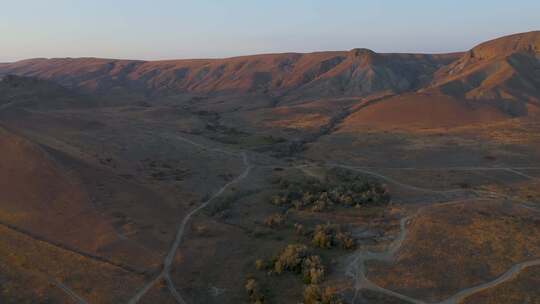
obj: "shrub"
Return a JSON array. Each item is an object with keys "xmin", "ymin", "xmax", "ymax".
[
  {"xmin": 245, "ymin": 278, "xmax": 264, "ymax": 303},
  {"xmin": 303, "ymin": 284, "xmax": 322, "ymax": 304},
  {"xmin": 302, "ymin": 255, "xmax": 325, "ymax": 284},
  {"xmin": 273, "ymin": 244, "xmax": 308, "ymax": 274},
  {"xmin": 335, "ymin": 231, "xmax": 355, "ymax": 249},
  {"xmin": 312, "ymin": 226, "xmax": 332, "ymax": 249},
  {"xmin": 255, "ymin": 259, "xmax": 265, "ymax": 270}
]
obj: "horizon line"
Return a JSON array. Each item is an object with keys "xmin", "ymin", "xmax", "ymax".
[{"xmin": 2, "ymin": 30, "xmax": 538, "ymax": 64}]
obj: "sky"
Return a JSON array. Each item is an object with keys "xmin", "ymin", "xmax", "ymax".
[{"xmin": 1, "ymin": 0, "xmax": 539, "ymax": 62}]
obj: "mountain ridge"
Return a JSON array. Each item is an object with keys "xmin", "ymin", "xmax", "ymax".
[
  {"xmin": 0, "ymin": 51, "xmax": 459, "ymax": 99},
  {"xmin": 0, "ymin": 31, "xmax": 538, "ymax": 108}
]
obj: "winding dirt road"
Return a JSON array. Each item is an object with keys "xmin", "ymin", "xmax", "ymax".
[
  {"xmin": 339, "ymin": 165, "xmax": 540, "ymax": 304},
  {"xmin": 334, "ymin": 164, "xmax": 540, "ymax": 210},
  {"xmin": 127, "ymin": 145, "xmax": 252, "ymax": 304},
  {"xmin": 332, "ymin": 164, "xmax": 540, "ymax": 194},
  {"xmin": 345, "ymin": 203, "xmax": 540, "ymax": 304}
]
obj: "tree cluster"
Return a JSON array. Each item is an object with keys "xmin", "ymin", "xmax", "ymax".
[
  {"xmin": 271, "ymin": 169, "xmax": 390, "ymax": 212},
  {"xmin": 253, "ymin": 244, "xmax": 345, "ymax": 304},
  {"xmin": 256, "ymin": 244, "xmax": 326, "ymax": 284}
]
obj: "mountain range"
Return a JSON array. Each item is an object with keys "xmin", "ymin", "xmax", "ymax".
[{"xmin": 1, "ymin": 31, "xmax": 538, "ymax": 109}]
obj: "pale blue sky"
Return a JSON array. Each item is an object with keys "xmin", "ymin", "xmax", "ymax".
[{"xmin": 1, "ymin": 0, "xmax": 539, "ymax": 62}]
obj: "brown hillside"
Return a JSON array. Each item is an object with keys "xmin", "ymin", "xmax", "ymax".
[
  {"xmin": 430, "ymin": 31, "xmax": 540, "ymax": 107},
  {"xmin": 339, "ymin": 92, "xmax": 508, "ymax": 131},
  {"xmin": 0, "ymin": 127, "xmax": 115, "ymax": 253}
]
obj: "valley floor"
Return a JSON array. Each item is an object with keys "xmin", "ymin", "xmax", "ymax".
[{"xmin": 1, "ymin": 92, "xmax": 539, "ymax": 304}]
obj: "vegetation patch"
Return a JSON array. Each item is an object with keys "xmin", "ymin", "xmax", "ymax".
[
  {"xmin": 245, "ymin": 278, "xmax": 265, "ymax": 304},
  {"xmin": 270, "ymin": 167, "xmax": 390, "ymax": 212},
  {"xmin": 249, "ymin": 244, "xmax": 344, "ymax": 303},
  {"xmin": 312, "ymin": 223, "xmax": 355, "ymax": 250},
  {"xmin": 303, "ymin": 284, "xmax": 343, "ymax": 304}
]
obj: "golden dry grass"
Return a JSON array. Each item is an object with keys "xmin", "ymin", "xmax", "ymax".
[
  {"xmin": 461, "ymin": 265, "xmax": 540, "ymax": 304},
  {"xmin": 366, "ymin": 200, "xmax": 540, "ymax": 302}
]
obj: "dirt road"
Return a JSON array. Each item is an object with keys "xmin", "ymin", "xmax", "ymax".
[
  {"xmin": 340, "ymin": 165, "xmax": 540, "ymax": 304},
  {"xmin": 127, "ymin": 142, "xmax": 252, "ymax": 304}
]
